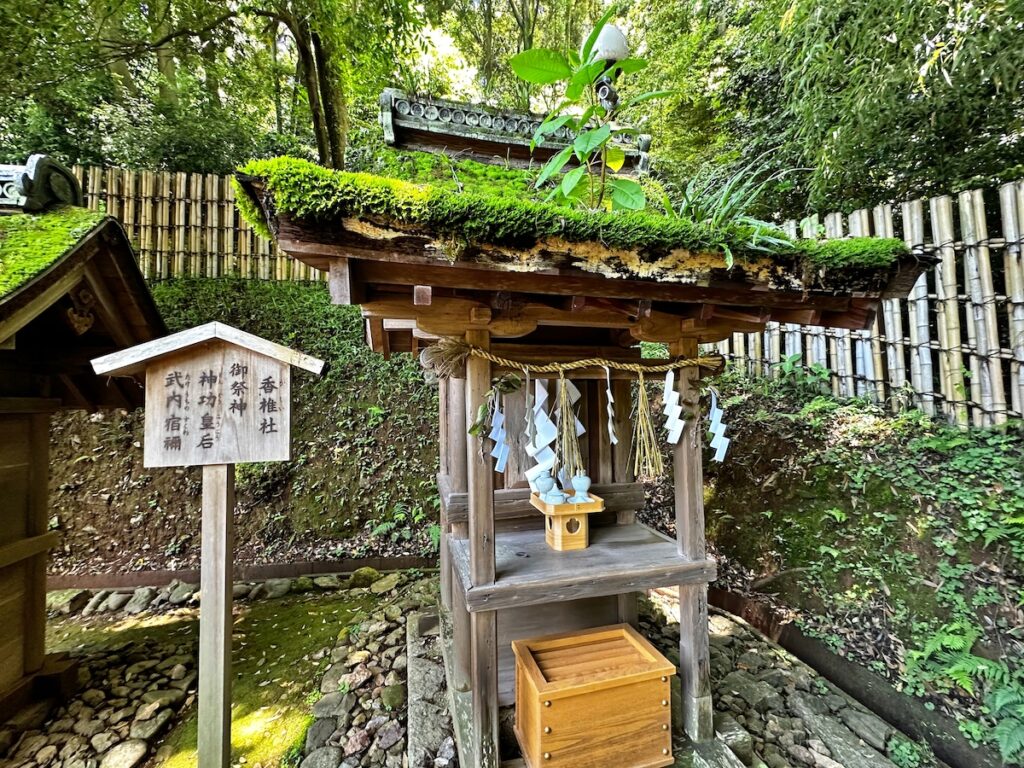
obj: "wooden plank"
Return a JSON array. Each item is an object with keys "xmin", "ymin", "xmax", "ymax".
[
  {"xmin": 448, "ymin": 524, "xmax": 717, "ymax": 612},
  {"xmin": 0, "ymin": 533, "xmax": 59, "ymax": 570},
  {"xmin": 930, "ymin": 196, "xmax": 969, "ymax": 426},
  {"xmin": 444, "ymin": 482, "xmax": 643, "ymax": 523},
  {"xmin": 198, "ymin": 464, "xmax": 235, "ymax": 768},
  {"xmin": 91, "ymin": 321, "xmax": 325, "ymax": 376},
  {"xmin": 902, "ymin": 200, "xmax": 935, "ymax": 416},
  {"xmin": 999, "ymin": 183, "xmax": 1024, "ymax": 417},
  {"xmin": 0, "ymin": 264, "xmax": 87, "ymax": 344},
  {"xmin": 671, "ymin": 339, "xmax": 713, "ymax": 742},
  {"xmin": 329, "ymin": 258, "xmax": 363, "ymax": 305},
  {"xmin": 959, "ymin": 189, "xmax": 1007, "ymax": 426}
]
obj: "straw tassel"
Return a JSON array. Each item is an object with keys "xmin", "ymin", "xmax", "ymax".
[
  {"xmin": 554, "ymin": 373, "xmax": 584, "ymax": 480},
  {"xmin": 632, "ymin": 372, "xmax": 664, "ymax": 478}
]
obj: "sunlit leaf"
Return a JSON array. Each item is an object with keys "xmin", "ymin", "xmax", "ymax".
[
  {"xmin": 605, "ymin": 145, "xmax": 626, "ymax": 172},
  {"xmin": 607, "ymin": 177, "xmax": 645, "ymax": 210},
  {"xmin": 560, "ymin": 165, "xmax": 587, "ymax": 197},
  {"xmin": 509, "ymin": 49, "xmax": 572, "ymax": 85}
]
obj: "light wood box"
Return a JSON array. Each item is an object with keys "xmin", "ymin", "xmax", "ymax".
[
  {"xmin": 512, "ymin": 623, "xmax": 675, "ymax": 768},
  {"xmin": 529, "ymin": 493, "xmax": 605, "ymax": 552}
]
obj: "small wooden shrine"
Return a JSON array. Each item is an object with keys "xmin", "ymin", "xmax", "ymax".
[
  {"xmin": 0, "ymin": 156, "xmax": 165, "ymax": 717},
  {"xmin": 236, "ymin": 97, "xmax": 932, "ymax": 766}
]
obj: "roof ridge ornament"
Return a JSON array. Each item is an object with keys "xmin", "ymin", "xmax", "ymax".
[{"xmin": 0, "ymin": 154, "xmax": 84, "ymax": 213}]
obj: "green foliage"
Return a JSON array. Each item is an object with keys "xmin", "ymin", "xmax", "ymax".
[
  {"xmin": 0, "ymin": 207, "xmax": 105, "ymax": 298},
  {"xmin": 886, "ymin": 737, "xmax": 925, "ymax": 768},
  {"xmin": 239, "ymin": 156, "xmax": 909, "ymax": 277},
  {"xmin": 508, "ymin": 8, "xmax": 662, "ymax": 211},
  {"xmin": 627, "ymin": 0, "xmax": 1024, "ymax": 215},
  {"xmin": 702, "ymin": 372, "xmax": 1024, "ymax": 759}
]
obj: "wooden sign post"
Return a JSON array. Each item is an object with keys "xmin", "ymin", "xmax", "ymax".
[{"xmin": 91, "ymin": 322, "xmax": 324, "ymax": 768}]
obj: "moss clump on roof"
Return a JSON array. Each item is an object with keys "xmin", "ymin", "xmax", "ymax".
[
  {"xmin": 237, "ymin": 156, "xmax": 909, "ymax": 275},
  {"xmin": 0, "ymin": 207, "xmax": 106, "ymax": 299}
]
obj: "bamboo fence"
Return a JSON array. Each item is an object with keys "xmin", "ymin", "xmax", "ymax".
[
  {"xmin": 72, "ymin": 165, "xmax": 1023, "ymax": 426},
  {"xmin": 71, "ymin": 165, "xmax": 325, "ymax": 282},
  {"xmin": 717, "ymin": 186, "xmax": 1024, "ymax": 427}
]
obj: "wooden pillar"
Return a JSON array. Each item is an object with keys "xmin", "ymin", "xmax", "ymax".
[
  {"xmin": 199, "ymin": 464, "xmax": 235, "ymax": 768},
  {"xmin": 465, "ymin": 329, "xmax": 499, "ymax": 767},
  {"xmin": 24, "ymin": 410, "xmax": 49, "ymax": 676},
  {"xmin": 671, "ymin": 340, "xmax": 714, "ymax": 742},
  {"xmin": 449, "ymin": 374, "xmax": 471, "ymax": 691},
  {"xmin": 439, "ymin": 379, "xmax": 452, "ymax": 611}
]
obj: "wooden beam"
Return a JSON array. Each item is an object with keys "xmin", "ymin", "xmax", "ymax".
[
  {"xmin": 671, "ymin": 339, "xmax": 714, "ymax": 743},
  {"xmin": 328, "ymin": 258, "xmax": 364, "ymax": 305},
  {"xmin": 442, "ymin": 481, "xmax": 643, "ymax": 523},
  {"xmin": 0, "ymin": 334, "xmax": 14, "ymax": 350},
  {"xmin": 0, "ymin": 265, "xmax": 85, "ymax": 343},
  {"xmin": 350, "ymin": 257, "xmax": 855, "ymax": 313},
  {"xmin": 83, "ymin": 264, "xmax": 134, "ymax": 347},
  {"xmin": 198, "ymin": 464, "xmax": 235, "ymax": 768}
]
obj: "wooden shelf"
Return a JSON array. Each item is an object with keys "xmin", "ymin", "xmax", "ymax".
[{"xmin": 448, "ymin": 522, "xmax": 716, "ymax": 613}]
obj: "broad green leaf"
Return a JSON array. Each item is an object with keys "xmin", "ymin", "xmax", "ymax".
[
  {"xmin": 623, "ymin": 90, "xmax": 677, "ymax": 109},
  {"xmin": 612, "ymin": 58, "xmax": 648, "ymax": 76},
  {"xmin": 560, "ymin": 165, "xmax": 587, "ymax": 197},
  {"xmin": 580, "ymin": 6, "xmax": 616, "ymax": 64},
  {"xmin": 509, "ymin": 49, "xmax": 572, "ymax": 85},
  {"xmin": 605, "ymin": 145, "xmax": 626, "ymax": 172},
  {"xmin": 535, "ymin": 145, "xmax": 573, "ymax": 187},
  {"xmin": 573, "ymin": 123, "xmax": 612, "ymax": 158},
  {"xmin": 608, "ymin": 177, "xmax": 645, "ymax": 210},
  {"xmin": 531, "ymin": 114, "xmax": 572, "ymax": 150},
  {"xmin": 565, "ymin": 61, "xmax": 606, "ymax": 100}
]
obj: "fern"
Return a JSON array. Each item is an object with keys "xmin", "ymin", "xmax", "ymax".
[{"xmin": 992, "ymin": 717, "xmax": 1024, "ymax": 762}]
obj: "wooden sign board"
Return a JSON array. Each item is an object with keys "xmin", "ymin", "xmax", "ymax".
[{"xmin": 143, "ymin": 342, "xmax": 290, "ymax": 467}]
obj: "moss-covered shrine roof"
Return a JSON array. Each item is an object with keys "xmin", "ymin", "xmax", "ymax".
[
  {"xmin": 236, "ymin": 156, "xmax": 911, "ymax": 285},
  {"xmin": 0, "ymin": 207, "xmax": 106, "ymax": 299}
]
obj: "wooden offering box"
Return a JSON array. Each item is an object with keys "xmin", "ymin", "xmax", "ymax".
[
  {"xmin": 529, "ymin": 493, "xmax": 605, "ymax": 552},
  {"xmin": 512, "ymin": 624, "xmax": 675, "ymax": 768}
]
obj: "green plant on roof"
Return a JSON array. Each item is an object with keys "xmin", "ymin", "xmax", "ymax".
[
  {"xmin": 509, "ymin": 7, "xmax": 671, "ymax": 212},
  {"xmin": 661, "ymin": 155, "xmax": 799, "ymax": 267}
]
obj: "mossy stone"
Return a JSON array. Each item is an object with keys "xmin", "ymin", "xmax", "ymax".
[
  {"xmin": 292, "ymin": 576, "xmax": 315, "ymax": 593},
  {"xmin": 348, "ymin": 567, "xmax": 381, "ymax": 588},
  {"xmin": 380, "ymin": 683, "xmax": 406, "ymax": 710}
]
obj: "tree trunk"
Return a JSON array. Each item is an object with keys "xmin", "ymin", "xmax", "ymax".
[
  {"xmin": 287, "ymin": 18, "xmax": 331, "ymax": 166},
  {"xmin": 147, "ymin": 0, "xmax": 179, "ymax": 108},
  {"xmin": 311, "ymin": 31, "xmax": 347, "ymax": 169}
]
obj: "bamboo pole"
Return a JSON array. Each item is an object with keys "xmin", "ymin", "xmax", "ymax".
[
  {"xmin": 930, "ymin": 195, "xmax": 969, "ymax": 427},
  {"xmin": 902, "ymin": 200, "xmax": 935, "ymax": 416},
  {"xmin": 959, "ymin": 189, "xmax": 1007, "ymax": 426},
  {"xmin": 875, "ymin": 204, "xmax": 906, "ymax": 405},
  {"xmin": 174, "ymin": 173, "xmax": 187, "ymax": 277},
  {"xmin": 824, "ymin": 213, "xmax": 855, "ymax": 397},
  {"xmin": 999, "ymin": 183, "xmax": 1024, "ymax": 417}
]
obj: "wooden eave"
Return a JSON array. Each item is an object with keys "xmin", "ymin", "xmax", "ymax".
[
  {"xmin": 0, "ymin": 218, "xmax": 166, "ymax": 410},
  {"xmin": 237, "ymin": 177, "xmax": 933, "ymax": 354}
]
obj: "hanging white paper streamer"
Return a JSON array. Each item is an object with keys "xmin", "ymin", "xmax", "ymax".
[
  {"xmin": 708, "ymin": 388, "xmax": 730, "ymax": 462},
  {"xmin": 663, "ymin": 369, "xmax": 685, "ymax": 444},
  {"xmin": 488, "ymin": 393, "xmax": 510, "ymax": 473},
  {"xmin": 526, "ymin": 379, "xmax": 557, "ymax": 490},
  {"xmin": 604, "ymin": 366, "xmax": 619, "ymax": 446}
]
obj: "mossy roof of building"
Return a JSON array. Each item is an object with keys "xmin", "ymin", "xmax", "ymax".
[
  {"xmin": 237, "ymin": 156, "xmax": 908, "ymax": 274},
  {"xmin": 0, "ymin": 207, "xmax": 106, "ymax": 300}
]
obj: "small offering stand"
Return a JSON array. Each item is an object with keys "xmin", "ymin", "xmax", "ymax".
[{"xmin": 529, "ymin": 491, "xmax": 605, "ymax": 552}]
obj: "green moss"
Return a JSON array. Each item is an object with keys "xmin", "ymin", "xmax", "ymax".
[
  {"xmin": 49, "ymin": 590, "xmax": 371, "ymax": 768},
  {"xmin": 0, "ymin": 207, "xmax": 106, "ymax": 298},
  {"xmin": 801, "ymin": 237, "xmax": 908, "ymax": 269},
  {"xmin": 238, "ymin": 157, "xmax": 908, "ymax": 275}
]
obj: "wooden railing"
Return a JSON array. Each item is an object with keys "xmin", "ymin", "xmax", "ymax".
[
  {"xmin": 71, "ymin": 165, "xmax": 325, "ymax": 282},
  {"xmin": 716, "ymin": 186, "xmax": 1024, "ymax": 427}
]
